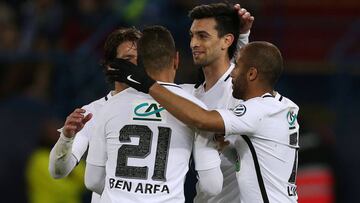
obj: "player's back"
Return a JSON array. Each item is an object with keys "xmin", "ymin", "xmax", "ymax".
[{"xmin": 98, "ymin": 83, "xmax": 204, "ymax": 203}]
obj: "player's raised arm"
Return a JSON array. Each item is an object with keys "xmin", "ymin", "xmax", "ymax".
[
  {"xmin": 234, "ymin": 3, "xmax": 254, "ymax": 53},
  {"xmin": 235, "ymin": 4, "xmax": 254, "ymax": 35},
  {"xmin": 49, "ymin": 108, "xmax": 92, "ymax": 178}
]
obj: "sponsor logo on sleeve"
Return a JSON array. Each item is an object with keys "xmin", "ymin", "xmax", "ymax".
[
  {"xmin": 287, "ymin": 110, "xmax": 297, "ymax": 126},
  {"xmin": 233, "ymin": 104, "xmax": 246, "ymax": 117}
]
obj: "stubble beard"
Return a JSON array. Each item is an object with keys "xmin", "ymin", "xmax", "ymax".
[
  {"xmin": 193, "ymin": 57, "xmax": 209, "ymax": 67},
  {"xmin": 233, "ymin": 76, "xmax": 247, "ymax": 100}
]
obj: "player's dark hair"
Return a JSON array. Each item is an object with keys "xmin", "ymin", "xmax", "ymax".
[
  {"xmin": 102, "ymin": 27, "xmax": 141, "ymax": 66},
  {"xmin": 188, "ymin": 3, "xmax": 240, "ymax": 59},
  {"xmin": 102, "ymin": 27, "xmax": 141, "ymax": 84},
  {"xmin": 137, "ymin": 25, "xmax": 176, "ymax": 72},
  {"xmin": 240, "ymin": 41, "xmax": 283, "ymax": 88}
]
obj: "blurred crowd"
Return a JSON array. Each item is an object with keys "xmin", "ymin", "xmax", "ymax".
[{"xmin": 0, "ymin": 0, "xmax": 359, "ymax": 203}]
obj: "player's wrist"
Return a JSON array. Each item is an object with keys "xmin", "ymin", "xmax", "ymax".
[
  {"xmin": 60, "ymin": 131, "xmax": 75, "ymax": 142},
  {"xmin": 143, "ymin": 77, "xmax": 156, "ymax": 93},
  {"xmin": 148, "ymin": 81, "xmax": 158, "ymax": 93},
  {"xmin": 239, "ymin": 30, "xmax": 250, "ymax": 39}
]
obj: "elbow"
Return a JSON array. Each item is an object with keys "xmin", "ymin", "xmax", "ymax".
[
  {"xmin": 85, "ymin": 167, "xmax": 104, "ymax": 195},
  {"xmin": 50, "ymin": 173, "xmax": 65, "ymax": 179},
  {"xmin": 197, "ymin": 167, "xmax": 224, "ymax": 196},
  {"xmin": 85, "ymin": 178, "xmax": 101, "ymax": 195},
  {"xmin": 84, "ymin": 179, "xmax": 93, "ymax": 191},
  {"xmin": 199, "ymin": 180, "xmax": 223, "ymax": 196},
  {"xmin": 48, "ymin": 166, "xmax": 66, "ymax": 179}
]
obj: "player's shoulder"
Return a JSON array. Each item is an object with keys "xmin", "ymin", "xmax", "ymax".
[
  {"xmin": 107, "ymin": 88, "xmax": 147, "ymax": 105},
  {"xmin": 248, "ymin": 92, "xmax": 299, "ymax": 114},
  {"xmin": 235, "ymin": 93, "xmax": 281, "ymax": 118},
  {"xmin": 161, "ymin": 82, "xmax": 207, "ymax": 109},
  {"xmin": 179, "ymin": 83, "xmax": 195, "ymax": 94},
  {"xmin": 279, "ymin": 94, "xmax": 299, "ymax": 110},
  {"xmin": 81, "ymin": 91, "xmax": 113, "ymax": 113}
]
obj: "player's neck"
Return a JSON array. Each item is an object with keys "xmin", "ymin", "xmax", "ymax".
[
  {"xmin": 203, "ymin": 57, "xmax": 230, "ymax": 91},
  {"xmin": 244, "ymin": 86, "xmax": 274, "ymax": 101},
  {"xmin": 113, "ymin": 82, "xmax": 129, "ymax": 94},
  {"xmin": 148, "ymin": 69, "xmax": 175, "ymax": 84}
]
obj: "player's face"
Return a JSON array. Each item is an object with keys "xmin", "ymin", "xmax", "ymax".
[
  {"xmin": 190, "ymin": 18, "xmax": 224, "ymax": 66},
  {"xmin": 116, "ymin": 40, "xmax": 138, "ymax": 64},
  {"xmin": 230, "ymin": 54, "xmax": 248, "ymax": 100}
]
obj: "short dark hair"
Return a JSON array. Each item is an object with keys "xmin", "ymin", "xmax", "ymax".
[
  {"xmin": 189, "ymin": 3, "xmax": 240, "ymax": 59},
  {"xmin": 102, "ymin": 27, "xmax": 141, "ymax": 66},
  {"xmin": 138, "ymin": 25, "xmax": 176, "ymax": 72},
  {"xmin": 240, "ymin": 41, "xmax": 283, "ymax": 88}
]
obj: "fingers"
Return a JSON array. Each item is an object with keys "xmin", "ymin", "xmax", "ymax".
[
  {"xmin": 236, "ymin": 6, "xmax": 255, "ymax": 34},
  {"xmin": 238, "ymin": 9, "xmax": 252, "ymax": 20},
  {"xmin": 74, "ymin": 108, "xmax": 86, "ymax": 114},
  {"xmin": 83, "ymin": 113, "xmax": 93, "ymax": 124},
  {"xmin": 63, "ymin": 108, "xmax": 90, "ymax": 137}
]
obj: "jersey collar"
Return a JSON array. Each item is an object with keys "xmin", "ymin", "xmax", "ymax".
[
  {"xmin": 262, "ymin": 92, "xmax": 283, "ymax": 101},
  {"xmin": 157, "ymin": 81, "xmax": 182, "ymax": 89},
  {"xmin": 105, "ymin": 91, "xmax": 114, "ymax": 101},
  {"xmin": 200, "ymin": 62, "xmax": 235, "ymax": 91}
]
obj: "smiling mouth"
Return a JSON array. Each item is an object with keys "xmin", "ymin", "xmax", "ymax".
[{"xmin": 192, "ymin": 51, "xmax": 203, "ymax": 57}]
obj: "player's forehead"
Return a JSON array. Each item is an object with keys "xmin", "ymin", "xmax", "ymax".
[
  {"xmin": 116, "ymin": 40, "xmax": 137, "ymax": 56},
  {"xmin": 190, "ymin": 18, "xmax": 218, "ymax": 35}
]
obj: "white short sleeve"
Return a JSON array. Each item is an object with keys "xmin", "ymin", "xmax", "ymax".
[
  {"xmin": 216, "ymin": 101, "xmax": 262, "ymax": 136},
  {"xmin": 193, "ymin": 131, "xmax": 221, "ymax": 171},
  {"xmin": 86, "ymin": 114, "xmax": 107, "ymax": 166}
]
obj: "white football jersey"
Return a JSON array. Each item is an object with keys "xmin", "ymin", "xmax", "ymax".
[
  {"xmin": 87, "ymin": 82, "xmax": 220, "ymax": 203},
  {"xmin": 73, "ymin": 92, "xmax": 113, "ymax": 203},
  {"xmin": 216, "ymin": 92, "xmax": 299, "ymax": 203},
  {"xmin": 183, "ymin": 64, "xmax": 242, "ymax": 203}
]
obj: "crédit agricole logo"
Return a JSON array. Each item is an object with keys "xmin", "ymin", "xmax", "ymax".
[{"xmin": 133, "ymin": 100, "xmax": 166, "ymax": 122}]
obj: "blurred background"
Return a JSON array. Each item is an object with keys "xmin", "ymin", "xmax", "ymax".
[{"xmin": 0, "ymin": 0, "xmax": 358, "ymax": 203}]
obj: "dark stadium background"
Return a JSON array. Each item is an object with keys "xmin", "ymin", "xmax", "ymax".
[{"xmin": 0, "ymin": 0, "xmax": 358, "ymax": 202}]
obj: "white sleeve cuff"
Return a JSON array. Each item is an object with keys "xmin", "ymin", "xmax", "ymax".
[
  {"xmin": 59, "ymin": 131, "xmax": 75, "ymax": 142},
  {"xmin": 239, "ymin": 30, "xmax": 250, "ymax": 40},
  {"xmin": 215, "ymin": 109, "xmax": 231, "ymax": 136}
]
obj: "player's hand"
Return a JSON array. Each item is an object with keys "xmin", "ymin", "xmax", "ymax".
[
  {"xmin": 214, "ymin": 134, "xmax": 230, "ymax": 152},
  {"xmin": 234, "ymin": 4, "xmax": 254, "ymax": 34},
  {"xmin": 63, "ymin": 108, "xmax": 92, "ymax": 138},
  {"xmin": 107, "ymin": 58, "xmax": 155, "ymax": 93}
]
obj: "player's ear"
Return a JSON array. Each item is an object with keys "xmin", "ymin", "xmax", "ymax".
[
  {"xmin": 174, "ymin": 51, "xmax": 179, "ymax": 70},
  {"xmin": 248, "ymin": 67, "xmax": 258, "ymax": 81},
  {"xmin": 221, "ymin": 34, "xmax": 235, "ymax": 50}
]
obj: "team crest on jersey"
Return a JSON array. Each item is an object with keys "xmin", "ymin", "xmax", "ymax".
[
  {"xmin": 132, "ymin": 100, "xmax": 166, "ymax": 123},
  {"xmin": 233, "ymin": 104, "xmax": 246, "ymax": 117},
  {"xmin": 287, "ymin": 110, "xmax": 297, "ymax": 126}
]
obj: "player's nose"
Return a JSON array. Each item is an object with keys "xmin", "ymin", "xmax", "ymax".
[{"xmin": 190, "ymin": 38, "xmax": 199, "ymax": 50}]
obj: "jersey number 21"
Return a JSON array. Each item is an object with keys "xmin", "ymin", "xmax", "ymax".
[{"xmin": 115, "ymin": 125, "xmax": 171, "ymax": 181}]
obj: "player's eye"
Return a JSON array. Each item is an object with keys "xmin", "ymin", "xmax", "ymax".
[{"xmin": 198, "ymin": 33, "xmax": 210, "ymax": 40}]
